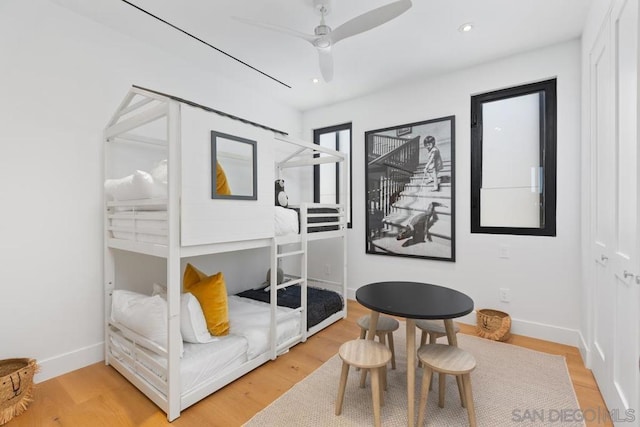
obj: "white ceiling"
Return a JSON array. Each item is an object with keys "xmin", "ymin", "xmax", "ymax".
[{"xmin": 53, "ymin": 0, "xmax": 591, "ymax": 111}]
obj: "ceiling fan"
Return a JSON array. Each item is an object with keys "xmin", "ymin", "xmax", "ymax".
[{"xmin": 234, "ymin": 0, "xmax": 412, "ymax": 82}]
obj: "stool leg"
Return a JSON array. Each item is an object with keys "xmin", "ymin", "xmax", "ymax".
[
  {"xmin": 336, "ymin": 362, "xmax": 349, "ymax": 415},
  {"xmin": 456, "ymin": 376, "xmax": 466, "ymax": 408},
  {"xmin": 371, "ymin": 367, "xmax": 382, "ymax": 427},
  {"xmin": 387, "ymin": 332, "xmax": 396, "ymax": 370},
  {"xmin": 462, "ymin": 373, "xmax": 477, "ymax": 427},
  {"xmin": 417, "ymin": 366, "xmax": 432, "ymax": 427},
  {"xmin": 380, "ymin": 367, "xmax": 386, "ymax": 405},
  {"xmin": 419, "ymin": 331, "xmax": 427, "ymax": 368},
  {"xmin": 356, "ymin": 329, "xmax": 366, "ymax": 372},
  {"xmin": 378, "ymin": 332, "xmax": 386, "ymax": 347},
  {"xmin": 382, "ymin": 365, "xmax": 388, "ymax": 392},
  {"xmin": 438, "ymin": 372, "xmax": 445, "ymax": 408},
  {"xmin": 359, "ymin": 366, "xmax": 368, "ymax": 388}
]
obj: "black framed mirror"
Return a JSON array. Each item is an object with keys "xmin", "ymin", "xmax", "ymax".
[{"xmin": 211, "ymin": 131, "xmax": 257, "ymax": 200}]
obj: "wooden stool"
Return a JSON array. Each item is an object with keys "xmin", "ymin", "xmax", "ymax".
[
  {"xmin": 416, "ymin": 319, "xmax": 460, "ymax": 347},
  {"xmin": 336, "ymin": 339, "xmax": 392, "ymax": 427},
  {"xmin": 416, "ymin": 344, "xmax": 477, "ymax": 427},
  {"xmin": 357, "ymin": 314, "xmax": 399, "ymax": 370},
  {"xmin": 416, "ymin": 319, "xmax": 463, "ymax": 401}
]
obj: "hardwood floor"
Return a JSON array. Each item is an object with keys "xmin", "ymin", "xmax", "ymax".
[{"xmin": 7, "ymin": 300, "xmax": 612, "ymax": 427}]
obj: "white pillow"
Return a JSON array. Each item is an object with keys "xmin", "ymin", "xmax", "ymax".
[
  {"xmin": 152, "ymin": 284, "xmax": 218, "ymax": 344},
  {"xmin": 181, "ymin": 293, "xmax": 218, "ymax": 343},
  {"xmin": 111, "ymin": 290, "xmax": 184, "ymax": 357},
  {"xmin": 151, "ymin": 159, "xmax": 168, "ymax": 184},
  {"xmin": 104, "ymin": 170, "xmax": 167, "ymax": 201}
]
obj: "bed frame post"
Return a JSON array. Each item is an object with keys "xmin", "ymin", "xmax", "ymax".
[
  {"xmin": 269, "ymin": 238, "xmax": 278, "ymax": 359},
  {"xmin": 166, "ymin": 100, "xmax": 182, "ymax": 421},
  {"xmin": 341, "ymin": 154, "xmax": 348, "ymax": 318},
  {"xmin": 103, "ymin": 129, "xmax": 115, "ymax": 366}
]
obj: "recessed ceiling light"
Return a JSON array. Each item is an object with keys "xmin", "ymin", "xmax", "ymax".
[
  {"xmin": 459, "ymin": 22, "xmax": 474, "ymax": 33},
  {"xmin": 312, "ymin": 78, "xmax": 320, "ymax": 84}
]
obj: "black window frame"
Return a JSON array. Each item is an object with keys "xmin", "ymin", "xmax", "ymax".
[
  {"xmin": 313, "ymin": 122, "xmax": 352, "ymax": 229},
  {"xmin": 470, "ymin": 79, "xmax": 557, "ymax": 236}
]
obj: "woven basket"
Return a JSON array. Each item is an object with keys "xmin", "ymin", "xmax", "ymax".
[
  {"xmin": 476, "ymin": 309, "xmax": 511, "ymax": 341},
  {"xmin": 0, "ymin": 358, "xmax": 38, "ymax": 425}
]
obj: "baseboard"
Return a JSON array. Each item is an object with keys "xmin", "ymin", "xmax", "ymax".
[
  {"xmin": 467, "ymin": 314, "xmax": 583, "ymax": 348},
  {"xmin": 35, "ymin": 342, "xmax": 105, "ymax": 383},
  {"xmin": 346, "ymin": 292, "xmax": 583, "ymax": 348},
  {"xmin": 577, "ymin": 331, "xmax": 591, "ymax": 367}
]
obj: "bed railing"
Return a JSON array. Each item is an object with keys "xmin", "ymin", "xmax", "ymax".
[
  {"xmin": 107, "ymin": 322, "xmax": 169, "ymax": 396},
  {"xmin": 290, "ymin": 202, "xmax": 345, "ymax": 234}
]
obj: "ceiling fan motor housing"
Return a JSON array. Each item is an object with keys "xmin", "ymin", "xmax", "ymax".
[{"xmin": 314, "ymin": 24, "xmax": 331, "ymax": 36}]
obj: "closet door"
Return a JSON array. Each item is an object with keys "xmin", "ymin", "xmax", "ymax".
[
  {"xmin": 589, "ymin": 14, "xmax": 615, "ymax": 403},
  {"xmin": 609, "ymin": 0, "xmax": 639, "ymax": 415},
  {"xmin": 590, "ymin": 0, "xmax": 639, "ymax": 417}
]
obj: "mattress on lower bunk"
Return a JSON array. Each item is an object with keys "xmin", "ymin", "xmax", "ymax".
[
  {"xmin": 227, "ymin": 295, "xmax": 301, "ymax": 359},
  {"xmin": 109, "ymin": 295, "xmax": 301, "ymax": 395},
  {"xmin": 236, "ymin": 285, "xmax": 343, "ymax": 328}
]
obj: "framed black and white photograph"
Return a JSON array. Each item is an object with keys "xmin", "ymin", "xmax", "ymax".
[{"xmin": 365, "ymin": 116, "xmax": 455, "ymax": 261}]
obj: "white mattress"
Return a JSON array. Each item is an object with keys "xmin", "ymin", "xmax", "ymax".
[
  {"xmin": 110, "ymin": 211, "xmax": 168, "ymax": 244},
  {"xmin": 180, "ymin": 335, "xmax": 248, "ymax": 393},
  {"xmin": 109, "ymin": 295, "xmax": 301, "ymax": 396}
]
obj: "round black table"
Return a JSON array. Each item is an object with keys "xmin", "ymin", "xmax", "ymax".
[{"xmin": 356, "ymin": 281, "xmax": 474, "ymax": 427}]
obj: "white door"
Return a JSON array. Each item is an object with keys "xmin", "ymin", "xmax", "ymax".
[
  {"xmin": 590, "ymin": 14, "xmax": 615, "ymax": 400},
  {"xmin": 590, "ymin": 0, "xmax": 640, "ymax": 421},
  {"xmin": 609, "ymin": 0, "xmax": 639, "ymax": 418}
]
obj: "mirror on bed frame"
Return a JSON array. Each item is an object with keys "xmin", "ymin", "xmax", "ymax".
[{"xmin": 211, "ymin": 130, "xmax": 257, "ymax": 200}]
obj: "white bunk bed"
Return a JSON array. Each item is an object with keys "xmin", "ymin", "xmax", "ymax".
[{"xmin": 103, "ymin": 86, "xmax": 347, "ymax": 421}]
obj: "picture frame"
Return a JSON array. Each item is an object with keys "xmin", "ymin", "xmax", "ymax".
[
  {"xmin": 365, "ymin": 116, "xmax": 455, "ymax": 261},
  {"xmin": 211, "ymin": 131, "xmax": 257, "ymax": 200}
]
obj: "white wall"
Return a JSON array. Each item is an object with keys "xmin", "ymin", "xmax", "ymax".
[
  {"xmin": 0, "ymin": 0, "xmax": 300, "ymax": 382},
  {"xmin": 302, "ymin": 40, "xmax": 583, "ymax": 345}
]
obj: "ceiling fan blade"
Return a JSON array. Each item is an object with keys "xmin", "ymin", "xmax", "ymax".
[
  {"xmin": 329, "ymin": 0, "xmax": 412, "ymax": 45},
  {"xmin": 318, "ymin": 47, "xmax": 334, "ymax": 82},
  {"xmin": 233, "ymin": 16, "xmax": 316, "ymax": 43}
]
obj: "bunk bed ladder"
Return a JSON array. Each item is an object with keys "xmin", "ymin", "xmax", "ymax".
[{"xmin": 269, "ymin": 231, "xmax": 308, "ymax": 359}]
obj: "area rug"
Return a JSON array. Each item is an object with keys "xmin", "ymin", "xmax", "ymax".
[{"xmin": 244, "ymin": 326, "xmax": 584, "ymax": 426}]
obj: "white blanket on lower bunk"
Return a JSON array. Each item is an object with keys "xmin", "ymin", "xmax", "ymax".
[
  {"xmin": 227, "ymin": 295, "xmax": 300, "ymax": 359},
  {"xmin": 110, "ymin": 295, "xmax": 301, "ymax": 396}
]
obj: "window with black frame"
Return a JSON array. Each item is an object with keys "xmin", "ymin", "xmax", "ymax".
[
  {"xmin": 470, "ymin": 79, "xmax": 557, "ymax": 236},
  {"xmin": 313, "ymin": 123, "xmax": 352, "ymax": 228}
]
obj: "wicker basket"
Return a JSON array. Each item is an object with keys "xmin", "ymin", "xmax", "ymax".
[
  {"xmin": 0, "ymin": 358, "xmax": 38, "ymax": 425},
  {"xmin": 476, "ymin": 309, "xmax": 511, "ymax": 341}
]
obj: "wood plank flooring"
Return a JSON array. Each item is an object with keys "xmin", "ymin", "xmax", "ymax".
[{"xmin": 7, "ymin": 300, "xmax": 612, "ymax": 426}]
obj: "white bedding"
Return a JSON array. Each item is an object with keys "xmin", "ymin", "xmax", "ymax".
[
  {"xmin": 109, "ymin": 295, "xmax": 301, "ymax": 395},
  {"xmin": 110, "ymin": 212, "xmax": 168, "ymax": 244},
  {"xmin": 228, "ymin": 295, "xmax": 301, "ymax": 359},
  {"xmin": 274, "ymin": 206, "xmax": 299, "ymax": 236}
]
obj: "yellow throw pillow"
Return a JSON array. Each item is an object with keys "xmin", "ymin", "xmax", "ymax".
[
  {"xmin": 184, "ymin": 263, "xmax": 208, "ymax": 287},
  {"xmin": 183, "ymin": 264, "xmax": 229, "ymax": 336}
]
